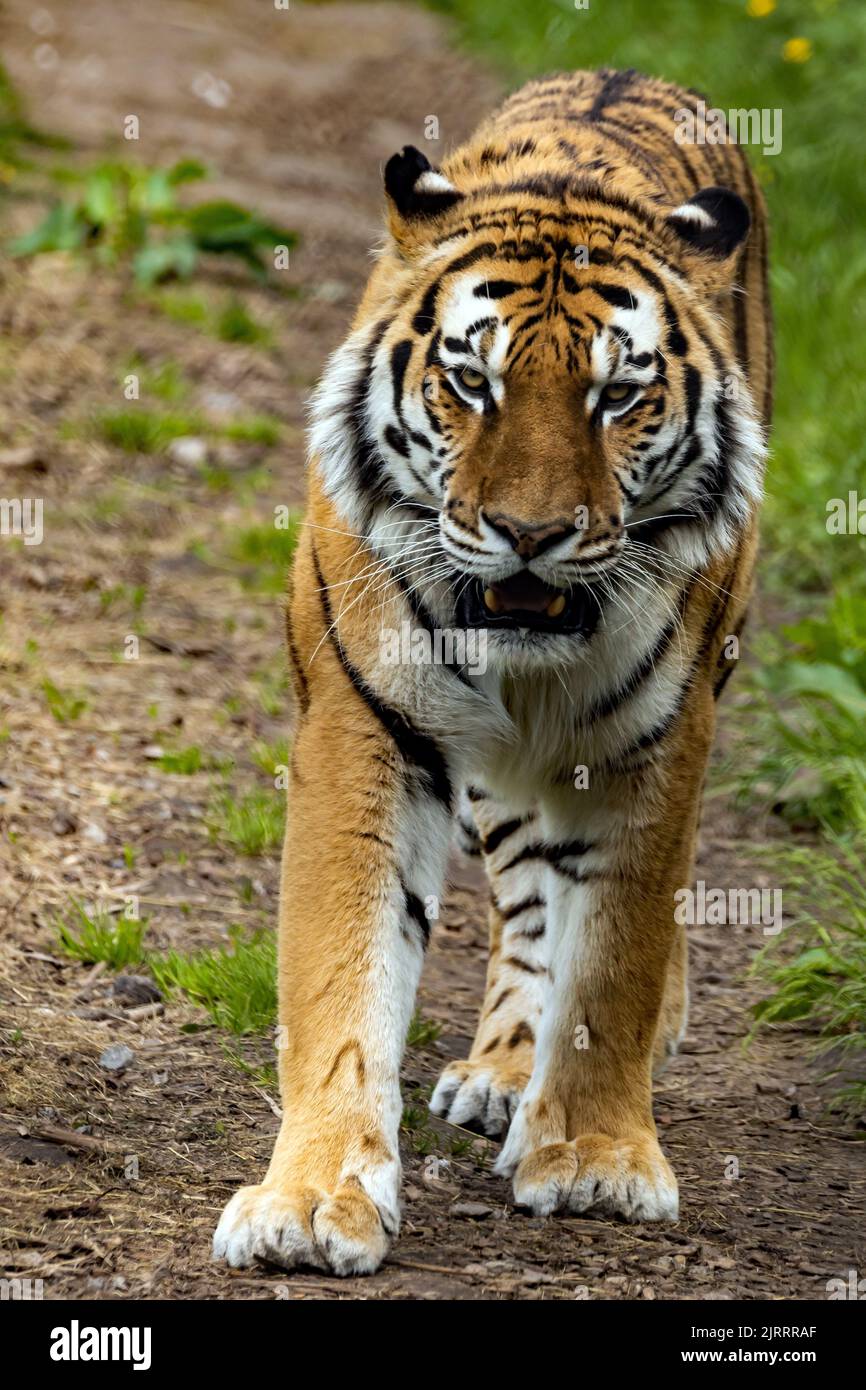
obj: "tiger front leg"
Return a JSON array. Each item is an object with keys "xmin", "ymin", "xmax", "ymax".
[
  {"xmin": 496, "ymin": 699, "xmax": 713, "ymax": 1223},
  {"xmin": 431, "ymin": 792, "xmax": 547, "ymax": 1136},
  {"xmin": 213, "ymin": 643, "xmax": 452, "ymax": 1276}
]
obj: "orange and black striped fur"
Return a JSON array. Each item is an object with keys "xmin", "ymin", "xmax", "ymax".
[{"xmin": 215, "ymin": 69, "xmax": 772, "ymax": 1274}]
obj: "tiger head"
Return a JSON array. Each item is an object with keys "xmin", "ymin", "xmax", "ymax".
[{"xmin": 310, "ymin": 145, "xmax": 765, "ymax": 666}]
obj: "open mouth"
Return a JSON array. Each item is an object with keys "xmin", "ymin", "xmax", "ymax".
[{"xmin": 455, "ymin": 570, "xmax": 601, "ymax": 637}]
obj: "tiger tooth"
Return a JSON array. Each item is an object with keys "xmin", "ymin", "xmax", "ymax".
[
  {"xmin": 483, "ymin": 587, "xmax": 501, "ymax": 613},
  {"xmin": 546, "ymin": 594, "xmax": 566, "ymax": 618}
]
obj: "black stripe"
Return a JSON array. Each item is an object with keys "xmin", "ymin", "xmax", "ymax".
[
  {"xmin": 482, "ymin": 817, "xmax": 527, "ymax": 855},
  {"xmin": 473, "ymin": 279, "xmax": 526, "ymax": 299},
  {"xmin": 402, "ymin": 883, "xmax": 431, "ymax": 947},
  {"xmin": 581, "ymin": 591, "xmax": 692, "ymax": 726},
  {"xmin": 313, "ymin": 546, "xmax": 452, "ymax": 807},
  {"xmin": 391, "ymin": 339, "xmax": 413, "ymax": 418},
  {"xmin": 497, "ymin": 894, "xmax": 545, "ymax": 922},
  {"xmin": 348, "ymin": 319, "xmax": 391, "ymax": 504},
  {"xmin": 499, "ymin": 837, "xmax": 593, "ymax": 872},
  {"xmin": 585, "ymin": 280, "xmax": 638, "ymax": 311},
  {"xmin": 412, "ymin": 242, "xmax": 498, "ymax": 335},
  {"xmin": 285, "ymin": 614, "xmax": 310, "ymax": 715}
]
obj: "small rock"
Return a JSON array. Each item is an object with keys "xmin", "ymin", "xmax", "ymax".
[
  {"xmin": 99, "ymin": 1044, "xmax": 134, "ymax": 1072},
  {"xmin": 0, "ymin": 444, "xmax": 47, "ymax": 472},
  {"xmin": 167, "ymin": 436, "xmax": 208, "ymax": 467},
  {"xmin": 50, "ymin": 809, "xmax": 77, "ymax": 836},
  {"xmin": 312, "ymin": 280, "xmax": 349, "ymax": 304},
  {"xmin": 111, "ymin": 975, "xmax": 162, "ymax": 1006},
  {"xmin": 199, "ymin": 389, "xmax": 241, "ymax": 419},
  {"xmin": 450, "ymin": 1201, "xmax": 493, "ymax": 1220},
  {"xmin": 143, "ymin": 744, "xmax": 165, "ymax": 760}
]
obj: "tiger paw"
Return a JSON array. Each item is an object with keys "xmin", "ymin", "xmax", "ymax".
[
  {"xmin": 213, "ymin": 1178, "xmax": 394, "ymax": 1276},
  {"xmin": 429, "ymin": 1056, "xmax": 530, "ymax": 1137},
  {"xmin": 498, "ymin": 1131, "xmax": 679, "ymax": 1222}
]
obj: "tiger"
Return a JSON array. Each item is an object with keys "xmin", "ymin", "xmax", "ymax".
[{"xmin": 214, "ymin": 67, "xmax": 772, "ymax": 1276}]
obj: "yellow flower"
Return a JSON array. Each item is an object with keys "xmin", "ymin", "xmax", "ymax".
[
  {"xmin": 747, "ymin": 0, "xmax": 776, "ymax": 17},
  {"xmin": 783, "ymin": 37, "xmax": 813, "ymax": 62}
]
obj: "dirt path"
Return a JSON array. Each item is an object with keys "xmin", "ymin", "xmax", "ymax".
[{"xmin": 1, "ymin": 0, "xmax": 862, "ymax": 1301}]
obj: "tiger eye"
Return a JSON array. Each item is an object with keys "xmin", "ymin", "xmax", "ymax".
[
  {"xmin": 604, "ymin": 382, "xmax": 632, "ymax": 401},
  {"xmin": 459, "ymin": 367, "xmax": 487, "ymax": 390}
]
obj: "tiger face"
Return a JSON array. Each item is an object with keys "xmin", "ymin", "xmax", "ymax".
[{"xmin": 310, "ymin": 147, "xmax": 765, "ymax": 669}]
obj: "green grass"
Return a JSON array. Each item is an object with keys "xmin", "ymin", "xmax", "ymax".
[
  {"xmin": 57, "ymin": 901, "xmax": 146, "ymax": 969},
  {"xmin": 70, "ymin": 405, "xmax": 285, "ymax": 456},
  {"xmin": 150, "ymin": 930, "xmax": 277, "ymax": 1035},
  {"xmin": 254, "ymin": 664, "xmax": 291, "ymax": 717},
  {"xmin": 216, "ymin": 297, "xmax": 273, "ymax": 346},
  {"xmin": 156, "ymin": 744, "xmax": 233, "ymax": 776},
  {"xmin": 87, "ymin": 407, "xmax": 204, "ymax": 454},
  {"xmin": 208, "ymin": 786, "xmax": 285, "ymax": 855},
  {"xmin": 42, "ymin": 677, "xmax": 88, "ymax": 724},
  {"xmin": 407, "ymin": 1010, "xmax": 443, "ymax": 1048},
  {"xmin": 148, "ymin": 288, "xmax": 276, "ymax": 347},
  {"xmin": 157, "ymin": 745, "xmax": 205, "ymax": 775},
  {"xmin": 749, "ymin": 784, "xmax": 866, "ymax": 1115},
  {"xmin": 98, "ymin": 582, "xmax": 147, "ymax": 615},
  {"xmin": 122, "ymin": 356, "xmax": 190, "ymax": 403},
  {"xmin": 251, "ymin": 737, "xmax": 291, "ymax": 779},
  {"xmin": 149, "ymin": 288, "xmax": 209, "ymax": 327},
  {"xmin": 229, "ymin": 515, "xmax": 302, "ymax": 591},
  {"xmin": 220, "ymin": 415, "xmax": 282, "ymax": 447}
]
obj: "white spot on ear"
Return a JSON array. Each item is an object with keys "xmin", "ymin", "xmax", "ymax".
[
  {"xmin": 414, "ymin": 170, "xmax": 458, "ymax": 196},
  {"xmin": 670, "ymin": 202, "xmax": 714, "ymax": 229}
]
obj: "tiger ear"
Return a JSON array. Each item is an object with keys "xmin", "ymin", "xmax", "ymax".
[
  {"xmin": 384, "ymin": 146, "xmax": 462, "ymax": 251},
  {"xmin": 666, "ymin": 186, "xmax": 750, "ymax": 261}
]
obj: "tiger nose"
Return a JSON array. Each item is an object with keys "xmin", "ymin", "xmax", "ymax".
[{"xmin": 483, "ymin": 510, "xmax": 573, "ymax": 559}]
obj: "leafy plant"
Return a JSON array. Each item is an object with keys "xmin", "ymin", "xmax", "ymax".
[
  {"xmin": 0, "ymin": 61, "xmax": 65, "ymax": 173},
  {"xmin": 739, "ymin": 594, "xmax": 866, "ymax": 828},
  {"xmin": 9, "ymin": 158, "xmax": 297, "ymax": 285}
]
